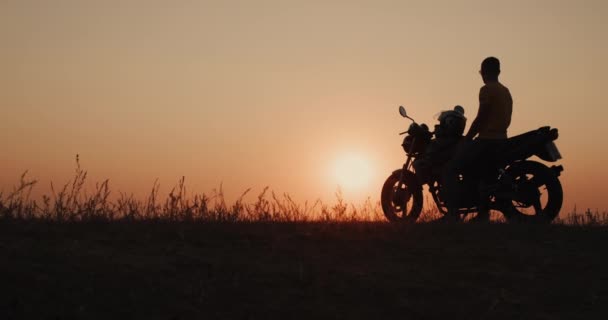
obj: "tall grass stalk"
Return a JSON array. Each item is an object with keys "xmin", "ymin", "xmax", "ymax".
[
  {"xmin": 0, "ymin": 161, "xmax": 604, "ymax": 225},
  {"xmin": 0, "ymin": 168, "xmax": 384, "ymax": 223}
]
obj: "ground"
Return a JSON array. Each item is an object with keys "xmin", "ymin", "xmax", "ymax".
[{"xmin": 1, "ymin": 221, "xmax": 607, "ymax": 319}]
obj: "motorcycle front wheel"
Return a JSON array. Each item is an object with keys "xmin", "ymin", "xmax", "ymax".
[
  {"xmin": 381, "ymin": 170, "xmax": 423, "ymax": 223},
  {"xmin": 501, "ymin": 160, "xmax": 563, "ymax": 223}
]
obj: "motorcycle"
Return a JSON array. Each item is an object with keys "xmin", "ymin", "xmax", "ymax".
[{"xmin": 381, "ymin": 105, "xmax": 564, "ymax": 223}]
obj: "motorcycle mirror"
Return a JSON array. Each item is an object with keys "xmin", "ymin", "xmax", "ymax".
[
  {"xmin": 399, "ymin": 106, "xmax": 408, "ymax": 118},
  {"xmin": 399, "ymin": 105, "xmax": 416, "ymax": 123}
]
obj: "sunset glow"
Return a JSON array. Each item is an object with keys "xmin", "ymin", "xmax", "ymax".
[
  {"xmin": 331, "ymin": 153, "xmax": 374, "ymax": 194},
  {"xmin": 1, "ymin": 0, "xmax": 607, "ymax": 212}
]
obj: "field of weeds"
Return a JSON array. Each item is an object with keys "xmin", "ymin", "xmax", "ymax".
[
  {"xmin": 1, "ymin": 166, "xmax": 608, "ymax": 319},
  {"xmin": 0, "ymin": 164, "xmax": 387, "ymax": 223},
  {"xmin": 1, "ymin": 163, "xmax": 605, "ymax": 225}
]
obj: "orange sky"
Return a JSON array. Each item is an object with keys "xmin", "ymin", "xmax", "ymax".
[{"xmin": 1, "ymin": 0, "xmax": 607, "ymax": 212}]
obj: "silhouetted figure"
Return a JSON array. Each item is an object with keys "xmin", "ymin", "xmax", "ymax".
[{"xmin": 442, "ymin": 57, "xmax": 513, "ymax": 221}]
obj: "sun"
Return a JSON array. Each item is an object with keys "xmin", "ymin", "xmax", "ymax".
[{"xmin": 331, "ymin": 153, "xmax": 373, "ymax": 193}]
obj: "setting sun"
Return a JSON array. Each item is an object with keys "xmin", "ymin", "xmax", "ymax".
[
  {"xmin": 331, "ymin": 153, "xmax": 374, "ymax": 193},
  {"xmin": 1, "ymin": 0, "xmax": 607, "ymax": 212}
]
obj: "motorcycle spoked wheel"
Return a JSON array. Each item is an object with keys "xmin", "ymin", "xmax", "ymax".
[
  {"xmin": 501, "ymin": 160, "xmax": 563, "ymax": 223},
  {"xmin": 381, "ymin": 170, "xmax": 423, "ymax": 223}
]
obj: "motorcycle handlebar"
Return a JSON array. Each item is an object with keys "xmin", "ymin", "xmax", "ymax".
[{"xmin": 399, "ymin": 123, "xmax": 432, "ymax": 136}]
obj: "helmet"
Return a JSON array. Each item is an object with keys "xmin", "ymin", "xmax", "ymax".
[{"xmin": 435, "ymin": 105, "xmax": 467, "ymax": 138}]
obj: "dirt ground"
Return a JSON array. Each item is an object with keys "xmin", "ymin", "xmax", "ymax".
[{"xmin": 1, "ymin": 220, "xmax": 607, "ymax": 319}]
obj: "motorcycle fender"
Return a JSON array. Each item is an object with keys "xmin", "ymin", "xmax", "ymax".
[
  {"xmin": 551, "ymin": 165, "xmax": 564, "ymax": 177},
  {"xmin": 391, "ymin": 169, "xmax": 422, "ymax": 190}
]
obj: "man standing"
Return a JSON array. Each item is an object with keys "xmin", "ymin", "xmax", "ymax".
[{"xmin": 442, "ymin": 57, "xmax": 513, "ymax": 222}]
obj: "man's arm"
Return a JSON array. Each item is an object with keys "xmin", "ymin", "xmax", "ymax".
[{"xmin": 465, "ymin": 87, "xmax": 491, "ymax": 140}]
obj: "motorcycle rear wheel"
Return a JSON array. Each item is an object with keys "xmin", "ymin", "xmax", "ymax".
[
  {"xmin": 501, "ymin": 161, "xmax": 563, "ymax": 223},
  {"xmin": 381, "ymin": 170, "xmax": 423, "ymax": 223}
]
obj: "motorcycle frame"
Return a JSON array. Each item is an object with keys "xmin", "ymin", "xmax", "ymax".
[{"xmin": 399, "ymin": 135, "xmax": 503, "ymax": 216}]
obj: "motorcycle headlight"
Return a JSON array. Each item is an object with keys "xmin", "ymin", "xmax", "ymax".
[
  {"xmin": 402, "ymin": 136, "xmax": 414, "ymax": 153},
  {"xmin": 407, "ymin": 123, "xmax": 419, "ymax": 135}
]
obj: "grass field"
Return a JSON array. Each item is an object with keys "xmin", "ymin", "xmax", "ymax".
[
  {"xmin": 1, "ymin": 220, "xmax": 608, "ymax": 319},
  {"xmin": 2, "ymin": 169, "xmax": 608, "ymax": 319}
]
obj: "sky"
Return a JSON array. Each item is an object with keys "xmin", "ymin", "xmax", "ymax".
[{"xmin": 1, "ymin": 0, "xmax": 607, "ymax": 212}]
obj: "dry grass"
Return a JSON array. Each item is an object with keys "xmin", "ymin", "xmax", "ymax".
[
  {"xmin": 556, "ymin": 207, "xmax": 608, "ymax": 226},
  {"xmin": 1, "ymin": 159, "xmax": 605, "ymax": 225},
  {"xmin": 0, "ymin": 160, "xmax": 385, "ymax": 223},
  {"xmin": 2, "ymin": 160, "xmax": 608, "ymax": 319}
]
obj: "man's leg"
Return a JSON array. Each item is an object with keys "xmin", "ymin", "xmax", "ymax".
[
  {"xmin": 474, "ymin": 182, "xmax": 492, "ymax": 221},
  {"xmin": 440, "ymin": 161, "xmax": 462, "ymax": 222},
  {"xmin": 441, "ymin": 140, "xmax": 482, "ymax": 220},
  {"xmin": 473, "ymin": 140, "xmax": 504, "ymax": 222}
]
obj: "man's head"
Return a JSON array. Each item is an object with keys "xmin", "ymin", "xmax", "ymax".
[{"xmin": 480, "ymin": 57, "xmax": 500, "ymax": 83}]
